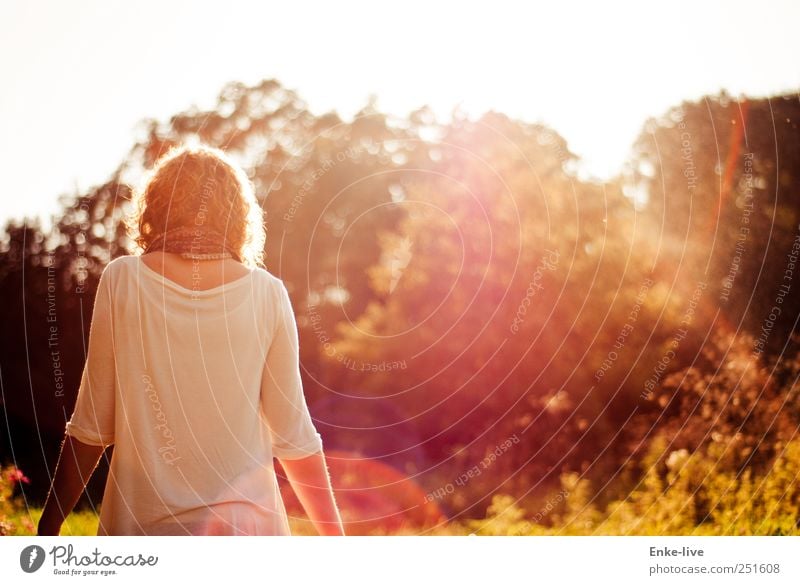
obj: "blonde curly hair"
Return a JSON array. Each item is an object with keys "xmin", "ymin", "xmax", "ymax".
[{"xmin": 127, "ymin": 144, "xmax": 265, "ymax": 268}]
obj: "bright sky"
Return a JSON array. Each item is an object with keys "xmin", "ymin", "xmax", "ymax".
[{"xmin": 1, "ymin": 0, "xmax": 798, "ymax": 226}]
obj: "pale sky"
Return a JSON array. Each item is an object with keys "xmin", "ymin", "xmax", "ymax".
[{"xmin": 1, "ymin": 0, "xmax": 798, "ymax": 226}]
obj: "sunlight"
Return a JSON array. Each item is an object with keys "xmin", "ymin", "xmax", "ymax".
[{"xmin": 1, "ymin": 0, "xmax": 798, "ymax": 224}]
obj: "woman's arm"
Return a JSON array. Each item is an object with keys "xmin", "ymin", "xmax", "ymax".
[
  {"xmin": 280, "ymin": 450, "xmax": 344, "ymax": 536},
  {"xmin": 262, "ymin": 282, "xmax": 343, "ymax": 535},
  {"xmin": 38, "ymin": 435, "xmax": 106, "ymax": 536},
  {"xmin": 39, "ymin": 266, "xmax": 116, "ymax": 535}
]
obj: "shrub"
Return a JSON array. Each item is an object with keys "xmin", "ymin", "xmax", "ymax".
[{"xmin": 0, "ymin": 465, "xmax": 33, "ymax": 536}]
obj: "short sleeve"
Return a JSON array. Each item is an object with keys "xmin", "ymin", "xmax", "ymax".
[
  {"xmin": 260, "ymin": 280, "xmax": 323, "ymax": 460},
  {"xmin": 65, "ymin": 265, "xmax": 116, "ymax": 447}
]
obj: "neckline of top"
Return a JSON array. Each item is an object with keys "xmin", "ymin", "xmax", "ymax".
[{"xmin": 137, "ymin": 256, "xmax": 255, "ymax": 296}]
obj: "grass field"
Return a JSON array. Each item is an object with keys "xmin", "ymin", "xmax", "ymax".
[
  {"xmin": 4, "ymin": 442, "xmax": 800, "ymax": 537},
  {"xmin": 4, "ymin": 507, "xmax": 100, "ymax": 536}
]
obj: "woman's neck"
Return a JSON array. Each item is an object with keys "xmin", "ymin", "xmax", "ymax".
[{"xmin": 141, "ymin": 251, "xmax": 251, "ymax": 291}]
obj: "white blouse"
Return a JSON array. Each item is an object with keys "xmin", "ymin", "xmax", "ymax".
[{"xmin": 65, "ymin": 255, "xmax": 323, "ymax": 535}]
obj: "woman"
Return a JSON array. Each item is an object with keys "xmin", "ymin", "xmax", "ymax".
[{"xmin": 38, "ymin": 145, "xmax": 344, "ymax": 536}]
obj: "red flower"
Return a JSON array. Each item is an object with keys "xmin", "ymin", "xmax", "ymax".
[{"xmin": 5, "ymin": 468, "xmax": 30, "ymax": 485}]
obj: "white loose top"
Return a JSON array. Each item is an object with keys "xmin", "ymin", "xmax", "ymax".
[{"xmin": 65, "ymin": 255, "xmax": 323, "ymax": 535}]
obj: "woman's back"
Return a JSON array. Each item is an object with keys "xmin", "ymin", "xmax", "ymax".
[
  {"xmin": 66, "ymin": 254, "xmax": 323, "ymax": 535},
  {"xmin": 40, "ymin": 144, "xmax": 341, "ymax": 537}
]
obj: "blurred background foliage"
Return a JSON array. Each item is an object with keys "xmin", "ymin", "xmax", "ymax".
[{"xmin": 1, "ymin": 80, "xmax": 798, "ymax": 534}]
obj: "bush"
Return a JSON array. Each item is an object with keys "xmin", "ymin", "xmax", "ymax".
[
  {"xmin": 466, "ymin": 438, "xmax": 800, "ymax": 536},
  {"xmin": 0, "ymin": 465, "xmax": 33, "ymax": 535}
]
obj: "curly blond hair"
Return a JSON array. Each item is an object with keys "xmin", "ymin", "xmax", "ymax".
[{"xmin": 127, "ymin": 144, "xmax": 265, "ymax": 268}]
